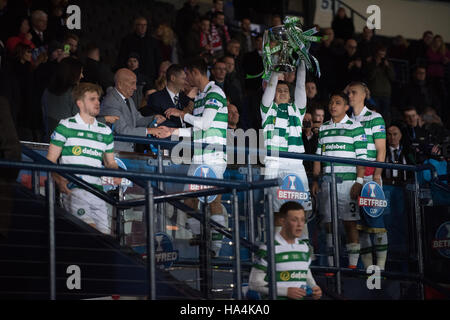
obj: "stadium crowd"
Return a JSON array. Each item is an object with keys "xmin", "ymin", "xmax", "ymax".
[{"xmin": 0, "ymin": 0, "xmax": 448, "ymax": 169}]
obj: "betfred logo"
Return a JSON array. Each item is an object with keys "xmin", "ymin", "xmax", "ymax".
[
  {"xmin": 277, "ymin": 174, "xmax": 310, "ymax": 203},
  {"xmin": 432, "ymin": 222, "xmax": 450, "ymax": 259},
  {"xmin": 189, "ymin": 165, "xmax": 218, "ymax": 204},
  {"xmin": 358, "ymin": 182, "xmax": 388, "ymax": 218}
]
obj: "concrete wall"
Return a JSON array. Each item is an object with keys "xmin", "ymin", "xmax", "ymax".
[{"xmin": 314, "ymin": 0, "xmax": 450, "ymax": 41}]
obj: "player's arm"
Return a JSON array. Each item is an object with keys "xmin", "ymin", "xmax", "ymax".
[
  {"xmin": 294, "ymin": 60, "xmax": 307, "ymax": 116},
  {"xmin": 260, "ymin": 72, "xmax": 280, "ymax": 121},
  {"xmin": 351, "ymin": 125, "xmax": 368, "ymax": 199},
  {"xmin": 46, "ymin": 144, "xmax": 71, "ymax": 194},
  {"xmin": 373, "ymin": 138, "xmax": 386, "ymax": 185},
  {"xmin": 372, "ymin": 117, "xmax": 387, "ymax": 185}
]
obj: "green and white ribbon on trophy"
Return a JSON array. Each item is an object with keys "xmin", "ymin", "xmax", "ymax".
[{"xmin": 247, "ymin": 16, "xmax": 322, "ymax": 80}]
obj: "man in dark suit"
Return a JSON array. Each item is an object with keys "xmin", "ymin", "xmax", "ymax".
[
  {"xmin": 100, "ymin": 69, "xmax": 171, "ymax": 152},
  {"xmin": 116, "ymin": 17, "xmax": 162, "ymax": 86},
  {"xmin": 141, "ymin": 64, "xmax": 193, "ymax": 128},
  {"xmin": 30, "ymin": 10, "xmax": 49, "ymax": 48},
  {"xmin": 383, "ymin": 124, "xmax": 416, "ymax": 185}
]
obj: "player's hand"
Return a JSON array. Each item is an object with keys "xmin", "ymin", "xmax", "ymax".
[
  {"xmin": 113, "ymin": 177, "xmax": 122, "ymax": 186},
  {"xmin": 54, "ymin": 174, "xmax": 71, "ymax": 195},
  {"xmin": 155, "ymin": 114, "xmax": 166, "ymax": 124},
  {"xmin": 350, "ymin": 181, "xmax": 363, "ymax": 200},
  {"xmin": 311, "ymin": 286, "xmax": 322, "ymax": 300},
  {"xmin": 373, "ymin": 175, "xmax": 382, "ymax": 186},
  {"xmin": 165, "ymin": 108, "xmax": 184, "ymax": 119},
  {"xmin": 287, "ymin": 287, "xmax": 307, "ymax": 300},
  {"xmin": 104, "ymin": 116, "xmax": 119, "ymax": 124},
  {"xmin": 311, "ymin": 181, "xmax": 319, "ymax": 197}
]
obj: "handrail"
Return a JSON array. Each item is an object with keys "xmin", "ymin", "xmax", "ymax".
[{"xmin": 114, "ymin": 135, "xmax": 437, "ymax": 174}]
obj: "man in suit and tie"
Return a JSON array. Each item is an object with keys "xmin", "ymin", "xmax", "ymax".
[
  {"xmin": 30, "ymin": 10, "xmax": 49, "ymax": 48},
  {"xmin": 383, "ymin": 124, "xmax": 416, "ymax": 185},
  {"xmin": 142, "ymin": 64, "xmax": 193, "ymax": 128},
  {"xmin": 100, "ymin": 68, "xmax": 171, "ymax": 152}
]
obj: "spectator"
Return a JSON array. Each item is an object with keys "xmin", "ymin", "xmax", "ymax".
[
  {"xmin": 426, "ymin": 35, "xmax": 449, "ymax": 104},
  {"xmin": 5, "ymin": 43, "xmax": 35, "ymax": 140},
  {"xmin": 421, "ymin": 107, "xmax": 449, "ymax": 144},
  {"xmin": 402, "ymin": 65, "xmax": 441, "ymax": 115},
  {"xmin": 337, "ymin": 38, "xmax": 363, "ymax": 87},
  {"xmin": 82, "ymin": 43, "xmax": 115, "ymax": 93},
  {"xmin": 29, "ymin": 10, "xmax": 48, "ymax": 48},
  {"xmin": 357, "ymin": 26, "xmax": 376, "ymax": 62},
  {"xmin": 408, "ymin": 30, "xmax": 433, "ymax": 66},
  {"xmin": 211, "ymin": 11, "xmax": 230, "ymax": 56},
  {"xmin": 99, "ymin": 68, "xmax": 170, "ymax": 152},
  {"xmin": 199, "ymin": 17, "xmax": 213, "ymax": 55},
  {"xmin": 143, "ymin": 64, "xmax": 193, "ymax": 129},
  {"xmin": 42, "ymin": 57, "xmax": 83, "ymax": 140},
  {"xmin": 205, "ymin": 0, "xmax": 224, "ymax": 21},
  {"xmin": 249, "ymin": 202, "xmax": 322, "ymax": 300},
  {"xmin": 316, "ymin": 28, "xmax": 339, "ymax": 100},
  {"xmin": 5, "ymin": 16, "xmax": 35, "ymax": 55},
  {"xmin": 184, "ymin": 19, "xmax": 204, "ymax": 60},
  {"xmin": 365, "ymin": 44, "xmax": 395, "ymax": 120},
  {"xmin": 234, "ymin": 18, "xmax": 252, "ymax": 55},
  {"xmin": 223, "ymin": 54, "xmax": 244, "ymax": 98},
  {"xmin": 227, "ymin": 102, "xmax": 239, "ymax": 130},
  {"xmin": 225, "ymin": 38, "xmax": 243, "ymax": 79},
  {"xmin": 331, "ymin": 7, "xmax": 354, "ymax": 42},
  {"xmin": 402, "ymin": 106, "xmax": 430, "ymax": 152},
  {"xmin": 383, "ymin": 123, "xmax": 416, "ymax": 185},
  {"xmin": 63, "ymin": 32, "xmax": 79, "ymax": 57},
  {"xmin": 302, "ymin": 112, "xmax": 317, "ymax": 173},
  {"xmin": 154, "ymin": 23, "xmax": 179, "ymax": 64},
  {"xmin": 126, "ymin": 52, "xmax": 152, "ymax": 110},
  {"xmin": 305, "ymin": 80, "xmax": 321, "ymax": 112},
  {"xmin": 270, "ymin": 14, "xmax": 282, "ymax": 28},
  {"xmin": 147, "ymin": 60, "xmax": 172, "ymax": 96},
  {"xmin": 388, "ymin": 35, "xmax": 409, "ymax": 60},
  {"xmin": 117, "ymin": 16, "xmax": 162, "ymax": 85},
  {"xmin": 46, "ymin": 0, "xmax": 67, "ymax": 42},
  {"xmin": 175, "ymin": 0, "xmax": 201, "ymax": 55}
]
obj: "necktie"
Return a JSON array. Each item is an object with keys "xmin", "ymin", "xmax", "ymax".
[
  {"xmin": 174, "ymin": 95, "xmax": 180, "ymax": 109},
  {"xmin": 125, "ymin": 98, "xmax": 132, "ymax": 113},
  {"xmin": 394, "ymin": 149, "xmax": 400, "ymax": 163}
]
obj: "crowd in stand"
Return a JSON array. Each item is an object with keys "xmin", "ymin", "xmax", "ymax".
[{"xmin": 0, "ymin": 0, "xmax": 449, "ymax": 170}]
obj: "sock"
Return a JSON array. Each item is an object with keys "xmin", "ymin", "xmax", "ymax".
[
  {"xmin": 346, "ymin": 243, "xmax": 361, "ymax": 268},
  {"xmin": 326, "ymin": 233, "xmax": 334, "ymax": 266},
  {"xmin": 374, "ymin": 232, "xmax": 388, "ymax": 270},
  {"xmin": 187, "ymin": 217, "xmax": 200, "ymax": 235},
  {"xmin": 211, "ymin": 214, "xmax": 225, "ymax": 257},
  {"xmin": 359, "ymin": 232, "xmax": 374, "ymax": 269}
]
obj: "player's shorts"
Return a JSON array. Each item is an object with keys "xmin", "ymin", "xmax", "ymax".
[
  {"xmin": 319, "ymin": 179, "xmax": 359, "ymax": 224},
  {"xmin": 62, "ymin": 188, "xmax": 110, "ymax": 234},
  {"xmin": 357, "ymin": 176, "xmax": 387, "ymax": 233},
  {"xmin": 264, "ymin": 157, "xmax": 312, "ymax": 212}
]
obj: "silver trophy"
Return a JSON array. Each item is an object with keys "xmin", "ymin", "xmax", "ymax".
[{"xmin": 267, "ymin": 25, "xmax": 295, "ymax": 73}]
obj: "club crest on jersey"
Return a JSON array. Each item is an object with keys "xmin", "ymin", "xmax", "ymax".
[
  {"xmin": 358, "ymin": 182, "xmax": 388, "ymax": 218},
  {"xmin": 189, "ymin": 165, "xmax": 218, "ymax": 203},
  {"xmin": 277, "ymin": 174, "xmax": 310, "ymax": 203},
  {"xmin": 432, "ymin": 221, "xmax": 450, "ymax": 259}
]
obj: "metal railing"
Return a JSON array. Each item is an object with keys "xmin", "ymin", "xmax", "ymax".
[{"xmin": 10, "ymin": 134, "xmax": 443, "ymax": 300}]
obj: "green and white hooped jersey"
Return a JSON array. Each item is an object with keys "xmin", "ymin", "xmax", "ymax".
[
  {"xmin": 351, "ymin": 107, "xmax": 386, "ymax": 162},
  {"xmin": 316, "ymin": 115, "xmax": 368, "ymax": 181},
  {"xmin": 261, "ymin": 102, "xmax": 306, "ymax": 154},
  {"xmin": 50, "ymin": 114, "xmax": 114, "ymax": 190},
  {"xmin": 253, "ymin": 232, "xmax": 311, "ymax": 300},
  {"xmin": 192, "ymin": 82, "xmax": 228, "ymax": 164}
]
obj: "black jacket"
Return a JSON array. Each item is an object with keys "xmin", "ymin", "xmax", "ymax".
[
  {"xmin": 117, "ymin": 33, "xmax": 162, "ymax": 84},
  {"xmin": 142, "ymin": 88, "xmax": 192, "ymax": 128}
]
